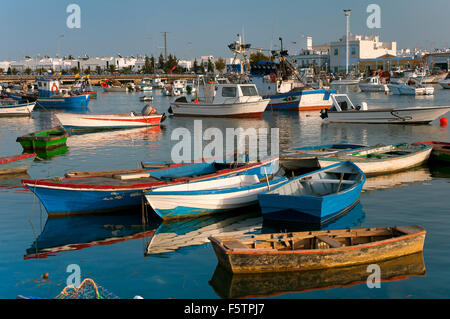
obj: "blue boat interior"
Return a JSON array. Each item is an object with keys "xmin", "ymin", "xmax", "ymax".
[{"xmin": 267, "ymin": 163, "xmax": 362, "ymax": 197}]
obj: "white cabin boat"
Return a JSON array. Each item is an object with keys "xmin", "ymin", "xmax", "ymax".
[
  {"xmin": 168, "ymin": 83, "xmax": 269, "ymax": 117},
  {"xmin": 320, "ymin": 94, "xmax": 450, "ymax": 124},
  {"xmin": 438, "ymin": 74, "xmax": 450, "ymax": 89},
  {"xmin": 388, "ymin": 78, "xmax": 435, "ymax": 95},
  {"xmin": 358, "ymin": 76, "xmax": 389, "ymax": 92}
]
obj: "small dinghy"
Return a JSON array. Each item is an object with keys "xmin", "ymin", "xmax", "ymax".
[
  {"xmin": 0, "ymin": 153, "xmax": 36, "ymax": 175},
  {"xmin": 16, "ymin": 126, "xmax": 68, "ymax": 151},
  {"xmin": 144, "ymin": 174, "xmax": 288, "ymax": 220},
  {"xmin": 280, "ymin": 143, "xmax": 367, "ymax": 170},
  {"xmin": 140, "ymin": 96, "xmax": 154, "ymax": 102},
  {"xmin": 413, "ymin": 141, "xmax": 450, "ymax": 162},
  {"xmin": 321, "ymin": 94, "xmax": 450, "ymax": 124},
  {"xmin": 317, "ymin": 143, "xmax": 432, "ymax": 176},
  {"xmin": 209, "ymin": 225, "xmax": 426, "ymax": 273},
  {"xmin": 258, "ymin": 161, "xmax": 365, "ymax": 224},
  {"xmin": 0, "ymin": 101, "xmax": 35, "ymax": 117},
  {"xmin": 55, "ymin": 105, "xmax": 165, "ymax": 131}
]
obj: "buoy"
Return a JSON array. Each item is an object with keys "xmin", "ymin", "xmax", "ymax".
[
  {"xmin": 43, "ymin": 273, "xmax": 49, "ymax": 280},
  {"xmin": 440, "ymin": 117, "xmax": 448, "ymax": 127}
]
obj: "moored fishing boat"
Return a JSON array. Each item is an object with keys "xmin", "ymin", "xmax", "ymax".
[
  {"xmin": 317, "ymin": 143, "xmax": 432, "ymax": 176},
  {"xmin": 0, "ymin": 101, "xmax": 35, "ymax": 117},
  {"xmin": 55, "ymin": 105, "xmax": 165, "ymax": 131},
  {"xmin": 280, "ymin": 143, "xmax": 368, "ymax": 170},
  {"xmin": 22, "ymin": 156, "xmax": 279, "ymax": 216},
  {"xmin": 413, "ymin": 141, "xmax": 450, "ymax": 162},
  {"xmin": 35, "ymin": 78, "xmax": 90, "ymax": 109},
  {"xmin": 144, "ymin": 175, "xmax": 288, "ymax": 220},
  {"xmin": 258, "ymin": 161, "xmax": 365, "ymax": 224},
  {"xmin": 438, "ymin": 74, "xmax": 450, "ymax": 89},
  {"xmin": 16, "ymin": 126, "xmax": 68, "ymax": 151},
  {"xmin": 168, "ymin": 83, "xmax": 269, "ymax": 117},
  {"xmin": 0, "ymin": 153, "xmax": 36, "ymax": 175},
  {"xmin": 387, "ymin": 78, "xmax": 435, "ymax": 95},
  {"xmin": 208, "ymin": 225, "xmax": 426, "ymax": 273},
  {"xmin": 320, "ymin": 94, "xmax": 450, "ymax": 124},
  {"xmin": 358, "ymin": 76, "xmax": 389, "ymax": 92}
]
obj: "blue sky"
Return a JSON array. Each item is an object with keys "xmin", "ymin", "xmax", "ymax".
[{"xmin": 0, "ymin": 0, "xmax": 449, "ymax": 60}]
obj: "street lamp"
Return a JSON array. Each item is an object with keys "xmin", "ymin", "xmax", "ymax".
[
  {"xmin": 343, "ymin": 9, "xmax": 351, "ymax": 75},
  {"xmin": 57, "ymin": 35, "xmax": 64, "ymax": 57}
]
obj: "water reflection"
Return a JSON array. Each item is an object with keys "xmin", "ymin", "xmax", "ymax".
[
  {"xmin": 261, "ymin": 202, "xmax": 366, "ymax": 233},
  {"xmin": 363, "ymin": 166, "xmax": 432, "ymax": 192},
  {"xmin": 209, "ymin": 252, "xmax": 425, "ymax": 299},
  {"xmin": 145, "ymin": 211, "xmax": 262, "ymax": 256},
  {"xmin": 66, "ymin": 126, "xmax": 163, "ymax": 148},
  {"xmin": 25, "ymin": 214, "xmax": 159, "ymax": 259}
]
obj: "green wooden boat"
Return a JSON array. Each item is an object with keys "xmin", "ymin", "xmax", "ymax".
[
  {"xmin": 414, "ymin": 141, "xmax": 450, "ymax": 162},
  {"xmin": 17, "ymin": 126, "xmax": 69, "ymax": 151}
]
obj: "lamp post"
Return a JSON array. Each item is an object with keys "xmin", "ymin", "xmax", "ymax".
[
  {"xmin": 343, "ymin": 9, "xmax": 351, "ymax": 75},
  {"xmin": 57, "ymin": 35, "xmax": 64, "ymax": 58}
]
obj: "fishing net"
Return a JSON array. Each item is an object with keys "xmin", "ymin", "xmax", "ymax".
[{"xmin": 55, "ymin": 278, "xmax": 119, "ymax": 299}]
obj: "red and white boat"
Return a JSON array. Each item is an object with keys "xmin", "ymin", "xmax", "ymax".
[
  {"xmin": 0, "ymin": 153, "xmax": 36, "ymax": 175},
  {"xmin": 55, "ymin": 106, "xmax": 166, "ymax": 131}
]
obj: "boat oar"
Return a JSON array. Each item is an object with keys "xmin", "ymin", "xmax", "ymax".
[
  {"xmin": 263, "ymin": 167, "xmax": 270, "ymax": 191},
  {"xmin": 336, "ymin": 173, "xmax": 344, "ymax": 193}
]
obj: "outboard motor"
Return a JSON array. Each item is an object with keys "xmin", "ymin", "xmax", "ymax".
[{"xmin": 142, "ymin": 104, "xmax": 156, "ymax": 116}]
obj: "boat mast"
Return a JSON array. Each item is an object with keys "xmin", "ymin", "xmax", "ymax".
[{"xmin": 344, "ymin": 9, "xmax": 351, "ymax": 75}]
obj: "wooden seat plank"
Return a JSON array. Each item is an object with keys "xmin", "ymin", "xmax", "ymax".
[{"xmin": 316, "ymin": 235, "xmax": 342, "ymax": 248}]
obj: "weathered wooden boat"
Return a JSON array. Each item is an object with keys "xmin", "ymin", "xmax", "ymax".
[
  {"xmin": 317, "ymin": 143, "xmax": 432, "ymax": 176},
  {"xmin": 258, "ymin": 161, "xmax": 365, "ymax": 224},
  {"xmin": 168, "ymin": 83, "xmax": 269, "ymax": 117},
  {"xmin": 280, "ymin": 143, "xmax": 368, "ymax": 170},
  {"xmin": 144, "ymin": 175, "xmax": 288, "ymax": 220},
  {"xmin": 0, "ymin": 101, "xmax": 35, "ymax": 117},
  {"xmin": 145, "ymin": 212, "xmax": 262, "ymax": 256},
  {"xmin": 210, "ymin": 252, "xmax": 426, "ymax": 298},
  {"xmin": 55, "ymin": 106, "xmax": 165, "ymax": 131},
  {"xmin": 0, "ymin": 153, "xmax": 36, "ymax": 175},
  {"xmin": 16, "ymin": 126, "xmax": 68, "ymax": 151},
  {"xmin": 22, "ymin": 156, "xmax": 279, "ymax": 216},
  {"xmin": 413, "ymin": 141, "xmax": 450, "ymax": 162},
  {"xmin": 321, "ymin": 94, "xmax": 450, "ymax": 124},
  {"xmin": 209, "ymin": 225, "xmax": 426, "ymax": 274}
]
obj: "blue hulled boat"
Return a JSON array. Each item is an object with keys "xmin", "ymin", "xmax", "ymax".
[
  {"xmin": 258, "ymin": 161, "xmax": 365, "ymax": 225},
  {"xmin": 35, "ymin": 78, "xmax": 90, "ymax": 109},
  {"xmin": 22, "ymin": 156, "xmax": 279, "ymax": 216}
]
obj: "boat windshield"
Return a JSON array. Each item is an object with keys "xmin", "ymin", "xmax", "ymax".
[{"xmin": 240, "ymin": 85, "xmax": 258, "ymax": 96}]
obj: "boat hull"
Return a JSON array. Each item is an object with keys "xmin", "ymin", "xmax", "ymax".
[
  {"xmin": 145, "ymin": 177, "xmax": 288, "ymax": 220},
  {"xmin": 388, "ymin": 84, "xmax": 434, "ymax": 95},
  {"xmin": 0, "ymin": 153, "xmax": 36, "ymax": 175},
  {"xmin": 17, "ymin": 127, "xmax": 68, "ymax": 151},
  {"xmin": 318, "ymin": 145, "xmax": 432, "ymax": 176},
  {"xmin": 358, "ymin": 84, "xmax": 389, "ymax": 92},
  {"xmin": 209, "ymin": 226, "xmax": 426, "ymax": 273},
  {"xmin": 56, "ymin": 113, "xmax": 163, "ymax": 130},
  {"xmin": 438, "ymin": 80, "xmax": 450, "ymax": 89},
  {"xmin": 169, "ymin": 100, "xmax": 269, "ymax": 117},
  {"xmin": 414, "ymin": 141, "xmax": 450, "ymax": 162},
  {"xmin": 0, "ymin": 102, "xmax": 35, "ymax": 117},
  {"xmin": 23, "ymin": 157, "xmax": 279, "ymax": 216},
  {"xmin": 103, "ymin": 87, "xmax": 127, "ymax": 92},
  {"xmin": 325, "ymin": 106, "xmax": 450, "ymax": 124},
  {"xmin": 266, "ymin": 89, "xmax": 335, "ymax": 111},
  {"xmin": 37, "ymin": 94, "xmax": 90, "ymax": 109}
]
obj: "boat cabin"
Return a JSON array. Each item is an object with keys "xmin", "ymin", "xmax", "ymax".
[
  {"xmin": 37, "ymin": 78, "xmax": 61, "ymax": 97},
  {"xmin": 248, "ymin": 75, "xmax": 300, "ymax": 96},
  {"xmin": 202, "ymin": 83, "xmax": 262, "ymax": 104},
  {"xmin": 328, "ymin": 94, "xmax": 368, "ymax": 112},
  {"xmin": 360, "ymin": 76, "xmax": 384, "ymax": 85}
]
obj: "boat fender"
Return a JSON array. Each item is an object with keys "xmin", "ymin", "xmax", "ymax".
[
  {"xmin": 320, "ymin": 109, "xmax": 328, "ymax": 119},
  {"xmin": 142, "ymin": 105, "xmax": 156, "ymax": 116}
]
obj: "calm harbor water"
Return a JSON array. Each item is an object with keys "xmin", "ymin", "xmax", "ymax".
[{"xmin": 0, "ymin": 86, "xmax": 449, "ymax": 299}]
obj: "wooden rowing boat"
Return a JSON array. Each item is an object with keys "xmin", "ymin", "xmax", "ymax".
[
  {"xmin": 16, "ymin": 126, "xmax": 68, "ymax": 151},
  {"xmin": 144, "ymin": 175, "xmax": 288, "ymax": 220},
  {"xmin": 413, "ymin": 141, "xmax": 450, "ymax": 162},
  {"xmin": 0, "ymin": 101, "xmax": 35, "ymax": 117},
  {"xmin": 0, "ymin": 153, "xmax": 36, "ymax": 175},
  {"xmin": 258, "ymin": 161, "xmax": 365, "ymax": 225},
  {"xmin": 317, "ymin": 143, "xmax": 432, "ymax": 176},
  {"xmin": 209, "ymin": 225, "xmax": 426, "ymax": 274},
  {"xmin": 280, "ymin": 143, "xmax": 367, "ymax": 170}
]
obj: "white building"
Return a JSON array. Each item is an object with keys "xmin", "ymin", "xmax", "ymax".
[
  {"xmin": 330, "ymin": 34, "xmax": 397, "ymax": 72},
  {"xmin": 178, "ymin": 59, "xmax": 193, "ymax": 70}
]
